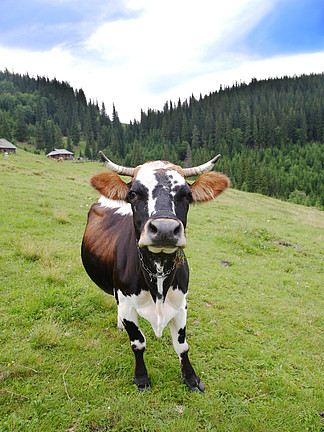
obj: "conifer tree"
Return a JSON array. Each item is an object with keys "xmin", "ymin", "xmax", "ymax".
[
  {"xmin": 36, "ymin": 98, "xmax": 48, "ymax": 124},
  {"xmin": 112, "ymin": 104, "xmax": 124, "ymax": 157},
  {"xmin": 66, "ymin": 133, "xmax": 73, "ymax": 152},
  {"xmin": 71, "ymin": 111, "xmax": 80, "ymax": 145},
  {"xmin": 54, "ymin": 124, "xmax": 63, "ymax": 148},
  {"xmin": 85, "ymin": 140, "xmax": 92, "ymax": 160},
  {"xmin": 15, "ymin": 106, "xmax": 27, "ymax": 141},
  {"xmin": 44, "ymin": 122, "xmax": 54, "ymax": 153},
  {"xmin": 184, "ymin": 144, "xmax": 193, "ymax": 168},
  {"xmin": 238, "ymin": 152, "xmax": 248, "ymax": 189},
  {"xmin": 35, "ymin": 122, "xmax": 44, "ymax": 151},
  {"xmin": 131, "ymin": 139, "xmax": 143, "ymax": 166},
  {"xmin": 57, "ymin": 101, "xmax": 67, "ymax": 135},
  {"xmin": 1, "ymin": 111, "xmax": 12, "ymax": 141},
  {"xmin": 85, "ymin": 131, "xmax": 95, "ymax": 159},
  {"xmin": 191, "ymin": 124, "xmax": 200, "ymax": 150},
  {"xmin": 163, "ymin": 144, "xmax": 170, "ymax": 161}
]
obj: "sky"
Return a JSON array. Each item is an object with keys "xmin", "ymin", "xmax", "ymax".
[{"xmin": 0, "ymin": 0, "xmax": 323, "ymax": 123}]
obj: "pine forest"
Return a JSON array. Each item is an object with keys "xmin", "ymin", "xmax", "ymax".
[{"xmin": 0, "ymin": 70, "xmax": 323, "ymax": 208}]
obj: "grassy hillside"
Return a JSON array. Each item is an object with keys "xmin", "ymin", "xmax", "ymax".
[{"xmin": 0, "ymin": 150, "xmax": 323, "ymax": 432}]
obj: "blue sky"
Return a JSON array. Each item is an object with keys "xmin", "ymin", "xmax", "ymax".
[
  {"xmin": 0, "ymin": 0, "xmax": 323, "ymax": 122},
  {"xmin": 245, "ymin": 0, "xmax": 324, "ymax": 56},
  {"xmin": 0, "ymin": 0, "xmax": 138, "ymax": 50}
]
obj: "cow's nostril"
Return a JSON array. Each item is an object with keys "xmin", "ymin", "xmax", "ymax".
[
  {"xmin": 174, "ymin": 223, "xmax": 181, "ymax": 236},
  {"xmin": 148, "ymin": 221, "xmax": 158, "ymax": 234}
]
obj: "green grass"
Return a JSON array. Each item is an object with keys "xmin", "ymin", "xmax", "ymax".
[{"xmin": 0, "ymin": 150, "xmax": 323, "ymax": 432}]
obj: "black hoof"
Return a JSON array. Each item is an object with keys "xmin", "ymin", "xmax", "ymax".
[
  {"xmin": 134, "ymin": 376, "xmax": 151, "ymax": 392},
  {"xmin": 138, "ymin": 383, "xmax": 150, "ymax": 392},
  {"xmin": 183, "ymin": 375, "xmax": 205, "ymax": 393}
]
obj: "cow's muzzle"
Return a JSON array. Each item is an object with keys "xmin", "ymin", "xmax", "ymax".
[{"xmin": 138, "ymin": 218, "xmax": 187, "ymax": 253}]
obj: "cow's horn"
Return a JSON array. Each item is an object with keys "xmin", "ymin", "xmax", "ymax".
[
  {"xmin": 183, "ymin": 154, "xmax": 221, "ymax": 177},
  {"xmin": 99, "ymin": 151, "xmax": 135, "ymax": 177}
]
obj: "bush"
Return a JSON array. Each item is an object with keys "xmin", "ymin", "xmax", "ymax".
[{"xmin": 288, "ymin": 190, "xmax": 307, "ymax": 205}]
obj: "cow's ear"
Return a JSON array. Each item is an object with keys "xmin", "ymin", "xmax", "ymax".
[
  {"xmin": 90, "ymin": 172, "xmax": 129, "ymax": 200},
  {"xmin": 190, "ymin": 172, "xmax": 230, "ymax": 203}
]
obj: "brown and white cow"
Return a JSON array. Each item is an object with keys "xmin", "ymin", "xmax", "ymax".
[{"xmin": 81, "ymin": 152, "xmax": 229, "ymax": 392}]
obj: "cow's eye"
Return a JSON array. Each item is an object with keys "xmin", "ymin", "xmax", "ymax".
[
  {"xmin": 177, "ymin": 189, "xmax": 193, "ymax": 203},
  {"xmin": 185, "ymin": 191, "xmax": 193, "ymax": 203},
  {"xmin": 126, "ymin": 190, "xmax": 136, "ymax": 202}
]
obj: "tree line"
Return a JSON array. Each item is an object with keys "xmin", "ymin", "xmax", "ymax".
[{"xmin": 0, "ymin": 69, "xmax": 323, "ymax": 208}]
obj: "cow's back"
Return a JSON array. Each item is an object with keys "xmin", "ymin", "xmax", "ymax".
[{"xmin": 81, "ymin": 202, "xmax": 137, "ymax": 295}]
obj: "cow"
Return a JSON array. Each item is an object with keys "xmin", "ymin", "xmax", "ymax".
[{"xmin": 81, "ymin": 152, "xmax": 229, "ymax": 392}]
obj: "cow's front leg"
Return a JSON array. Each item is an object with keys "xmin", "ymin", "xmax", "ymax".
[
  {"xmin": 169, "ymin": 306, "xmax": 205, "ymax": 393},
  {"xmin": 118, "ymin": 303, "xmax": 150, "ymax": 391}
]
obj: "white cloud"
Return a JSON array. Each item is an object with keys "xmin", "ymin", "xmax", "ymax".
[
  {"xmin": 81, "ymin": 0, "xmax": 277, "ymax": 115},
  {"xmin": 0, "ymin": 0, "xmax": 323, "ymax": 122},
  {"xmin": 86, "ymin": 0, "xmax": 272, "ymax": 77},
  {"xmin": 173, "ymin": 52, "xmax": 324, "ymax": 97}
]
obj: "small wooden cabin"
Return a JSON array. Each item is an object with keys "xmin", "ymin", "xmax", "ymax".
[
  {"xmin": 46, "ymin": 148, "xmax": 74, "ymax": 160},
  {"xmin": 0, "ymin": 139, "xmax": 18, "ymax": 153}
]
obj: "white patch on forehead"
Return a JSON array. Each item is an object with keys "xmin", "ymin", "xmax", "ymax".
[
  {"xmin": 167, "ymin": 170, "xmax": 186, "ymax": 195},
  {"xmin": 135, "ymin": 163, "xmax": 161, "ymax": 188},
  {"xmin": 167, "ymin": 169, "xmax": 186, "ymax": 188},
  {"xmin": 98, "ymin": 196, "xmax": 132, "ymax": 216},
  {"xmin": 136, "ymin": 164, "xmax": 158, "ymax": 216},
  {"xmin": 143, "ymin": 161, "xmax": 175, "ymax": 170}
]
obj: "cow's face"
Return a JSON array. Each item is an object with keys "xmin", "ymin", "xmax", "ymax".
[
  {"xmin": 126, "ymin": 161, "xmax": 192, "ymax": 253},
  {"xmin": 91, "ymin": 160, "xmax": 229, "ymax": 254}
]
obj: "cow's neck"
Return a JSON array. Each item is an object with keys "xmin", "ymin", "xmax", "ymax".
[{"xmin": 137, "ymin": 246, "xmax": 182, "ymax": 302}]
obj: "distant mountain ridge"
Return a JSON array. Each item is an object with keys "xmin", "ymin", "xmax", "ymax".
[{"xmin": 0, "ymin": 69, "xmax": 323, "ymax": 208}]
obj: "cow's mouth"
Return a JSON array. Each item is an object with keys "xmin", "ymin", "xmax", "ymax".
[{"xmin": 146, "ymin": 245, "xmax": 179, "ymax": 254}]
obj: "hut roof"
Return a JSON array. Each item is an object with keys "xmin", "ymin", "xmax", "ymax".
[
  {"xmin": 46, "ymin": 148, "xmax": 74, "ymax": 157},
  {"xmin": 0, "ymin": 139, "xmax": 18, "ymax": 150}
]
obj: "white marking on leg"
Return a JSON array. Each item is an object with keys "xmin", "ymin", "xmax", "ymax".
[
  {"xmin": 169, "ymin": 303, "xmax": 189, "ymax": 358},
  {"xmin": 118, "ymin": 293, "xmax": 146, "ymax": 351}
]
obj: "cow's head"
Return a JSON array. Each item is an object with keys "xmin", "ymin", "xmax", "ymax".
[{"xmin": 91, "ymin": 152, "xmax": 229, "ymax": 254}]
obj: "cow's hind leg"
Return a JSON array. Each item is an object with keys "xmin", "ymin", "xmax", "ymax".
[
  {"xmin": 169, "ymin": 308, "xmax": 205, "ymax": 393},
  {"xmin": 119, "ymin": 306, "xmax": 150, "ymax": 391}
]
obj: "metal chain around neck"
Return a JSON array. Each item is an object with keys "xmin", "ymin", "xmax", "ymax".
[{"xmin": 137, "ymin": 245, "xmax": 183, "ymax": 282}]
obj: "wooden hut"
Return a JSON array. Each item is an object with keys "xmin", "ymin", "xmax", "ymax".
[
  {"xmin": 0, "ymin": 139, "xmax": 18, "ymax": 154},
  {"xmin": 46, "ymin": 148, "xmax": 74, "ymax": 160}
]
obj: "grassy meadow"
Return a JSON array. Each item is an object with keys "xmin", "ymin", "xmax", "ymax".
[{"xmin": 0, "ymin": 150, "xmax": 323, "ymax": 432}]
